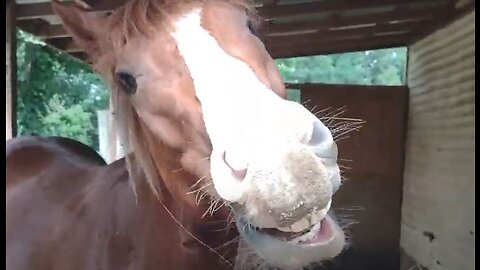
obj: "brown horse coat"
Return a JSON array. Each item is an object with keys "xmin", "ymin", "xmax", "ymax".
[{"xmin": 7, "ymin": 136, "xmax": 238, "ymax": 270}]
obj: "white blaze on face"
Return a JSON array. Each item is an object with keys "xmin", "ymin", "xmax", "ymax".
[{"xmin": 172, "ymin": 9, "xmax": 320, "ymax": 202}]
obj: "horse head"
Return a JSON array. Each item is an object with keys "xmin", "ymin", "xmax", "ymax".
[{"xmin": 53, "ymin": 0, "xmax": 345, "ymax": 268}]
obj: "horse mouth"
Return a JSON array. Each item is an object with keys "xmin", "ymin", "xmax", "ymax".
[
  {"xmin": 249, "ymin": 215, "xmax": 335, "ymax": 246},
  {"xmin": 234, "ymin": 205, "xmax": 345, "ymax": 269},
  {"xmin": 258, "ymin": 216, "xmax": 334, "ymax": 245}
]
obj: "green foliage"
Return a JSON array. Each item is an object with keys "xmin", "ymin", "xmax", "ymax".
[
  {"xmin": 16, "ymin": 30, "xmax": 109, "ymax": 150},
  {"xmin": 276, "ymin": 48, "xmax": 407, "ymax": 86},
  {"xmin": 41, "ymin": 94, "xmax": 93, "ymax": 145},
  {"xmin": 287, "ymin": 89, "xmax": 301, "ymax": 103}
]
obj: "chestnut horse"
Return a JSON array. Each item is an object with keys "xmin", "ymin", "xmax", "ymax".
[{"xmin": 6, "ymin": 0, "xmax": 346, "ymax": 269}]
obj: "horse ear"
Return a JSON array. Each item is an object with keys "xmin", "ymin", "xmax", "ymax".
[{"xmin": 51, "ymin": 0, "xmax": 107, "ymax": 56}]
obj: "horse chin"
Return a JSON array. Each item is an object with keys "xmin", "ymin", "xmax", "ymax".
[{"xmin": 235, "ymin": 213, "xmax": 345, "ymax": 270}]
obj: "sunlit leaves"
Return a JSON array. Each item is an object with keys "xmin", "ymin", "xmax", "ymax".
[
  {"xmin": 16, "ymin": 30, "xmax": 109, "ymax": 150},
  {"xmin": 275, "ymin": 47, "xmax": 407, "ymax": 86}
]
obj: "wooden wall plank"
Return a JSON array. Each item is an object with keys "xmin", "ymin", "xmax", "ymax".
[
  {"xmin": 299, "ymin": 83, "xmax": 408, "ymax": 270},
  {"xmin": 400, "ymin": 11, "xmax": 475, "ymax": 270}
]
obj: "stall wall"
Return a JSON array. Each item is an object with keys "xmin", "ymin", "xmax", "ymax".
[
  {"xmin": 401, "ymin": 11, "xmax": 475, "ymax": 270},
  {"xmin": 300, "ymin": 84, "xmax": 408, "ymax": 270}
]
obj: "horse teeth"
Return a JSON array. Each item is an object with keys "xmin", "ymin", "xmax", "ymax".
[
  {"xmin": 290, "ymin": 221, "xmax": 322, "ymax": 244},
  {"xmin": 310, "ymin": 200, "xmax": 331, "ymax": 226},
  {"xmin": 310, "ymin": 209, "xmax": 326, "ymax": 226},
  {"xmin": 290, "ymin": 217, "xmax": 311, "ymax": 233},
  {"xmin": 277, "ymin": 201, "xmax": 331, "ymax": 234},
  {"xmin": 277, "ymin": 226, "xmax": 292, "ymax": 232}
]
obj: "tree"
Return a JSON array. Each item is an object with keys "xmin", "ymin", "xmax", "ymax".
[
  {"xmin": 16, "ymin": 30, "xmax": 109, "ymax": 150},
  {"xmin": 40, "ymin": 94, "xmax": 93, "ymax": 145},
  {"xmin": 276, "ymin": 47, "xmax": 407, "ymax": 86}
]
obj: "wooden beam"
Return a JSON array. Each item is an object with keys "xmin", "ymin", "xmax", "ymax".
[
  {"xmin": 268, "ymin": 33, "xmax": 417, "ymax": 58},
  {"xmin": 69, "ymin": 51, "xmax": 89, "ymax": 62},
  {"xmin": 18, "ymin": 20, "xmax": 70, "ymax": 39},
  {"xmin": 47, "ymin": 37, "xmax": 82, "ymax": 52},
  {"xmin": 286, "ymin": 82, "xmax": 407, "ymax": 91},
  {"xmin": 13, "ymin": 0, "xmax": 282, "ymax": 16},
  {"xmin": 13, "ymin": 0, "xmax": 464, "ymax": 59},
  {"xmin": 16, "ymin": 0, "xmax": 449, "ymax": 20},
  {"xmin": 261, "ymin": 0, "xmax": 279, "ymax": 7},
  {"xmin": 6, "ymin": 0, "xmax": 17, "ymax": 140},
  {"xmin": 87, "ymin": 0, "xmax": 128, "ymax": 11},
  {"xmin": 16, "ymin": 0, "xmax": 127, "ymax": 19},
  {"xmin": 17, "ymin": 2, "xmax": 452, "ymax": 40},
  {"xmin": 260, "ymin": 4, "xmax": 451, "ymax": 34},
  {"xmin": 263, "ymin": 18, "xmax": 440, "ymax": 46},
  {"xmin": 257, "ymin": 0, "xmax": 449, "ymax": 19},
  {"xmin": 408, "ymin": 0, "xmax": 475, "ymax": 44},
  {"xmin": 17, "ymin": 2, "xmax": 52, "ymax": 20},
  {"xmin": 39, "ymin": 24, "xmax": 70, "ymax": 39},
  {"xmin": 107, "ymin": 98, "xmax": 117, "ymax": 162}
]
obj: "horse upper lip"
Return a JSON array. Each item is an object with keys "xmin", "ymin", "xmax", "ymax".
[
  {"xmin": 312, "ymin": 142, "xmax": 338, "ymax": 161},
  {"xmin": 316, "ymin": 154, "xmax": 337, "ymax": 165}
]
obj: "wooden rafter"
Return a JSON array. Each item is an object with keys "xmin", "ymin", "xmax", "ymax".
[
  {"xmin": 18, "ymin": 20, "xmax": 70, "ymax": 39},
  {"xmin": 47, "ymin": 37, "xmax": 82, "ymax": 53},
  {"xmin": 261, "ymin": 0, "xmax": 279, "ymax": 7},
  {"xmin": 69, "ymin": 51, "xmax": 88, "ymax": 61},
  {"xmin": 256, "ymin": 0, "xmax": 450, "ymax": 18},
  {"xmin": 267, "ymin": 33, "xmax": 420, "ymax": 58},
  {"xmin": 263, "ymin": 18, "xmax": 440, "ymax": 46},
  {"xmin": 16, "ymin": 0, "xmax": 126, "ymax": 19},
  {"xmin": 13, "ymin": 0, "xmax": 475, "ymax": 60},
  {"xmin": 16, "ymin": 0, "xmax": 449, "ymax": 20},
  {"xmin": 20, "ymin": 4, "xmax": 451, "ymax": 39},
  {"xmin": 260, "ymin": 4, "xmax": 451, "ymax": 34}
]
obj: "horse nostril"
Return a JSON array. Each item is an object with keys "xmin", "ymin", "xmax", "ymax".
[
  {"xmin": 309, "ymin": 120, "xmax": 337, "ymax": 160},
  {"xmin": 309, "ymin": 120, "xmax": 330, "ymax": 146},
  {"xmin": 222, "ymin": 151, "xmax": 248, "ymax": 180}
]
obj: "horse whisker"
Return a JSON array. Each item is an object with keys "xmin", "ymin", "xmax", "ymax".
[
  {"xmin": 188, "ymin": 176, "xmax": 207, "ymax": 190},
  {"xmin": 213, "ymin": 236, "xmax": 240, "ymax": 249},
  {"xmin": 187, "ymin": 182, "xmax": 211, "ymax": 195},
  {"xmin": 203, "ymin": 198, "xmax": 222, "ymax": 218},
  {"xmin": 194, "ymin": 190, "xmax": 209, "ymax": 205},
  {"xmin": 155, "ymin": 198, "xmax": 232, "ymax": 267},
  {"xmin": 334, "ymin": 206, "xmax": 365, "ymax": 211}
]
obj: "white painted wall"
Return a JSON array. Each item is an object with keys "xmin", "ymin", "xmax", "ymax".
[
  {"xmin": 401, "ymin": 11, "xmax": 475, "ymax": 270},
  {"xmin": 97, "ymin": 110, "xmax": 125, "ymax": 163}
]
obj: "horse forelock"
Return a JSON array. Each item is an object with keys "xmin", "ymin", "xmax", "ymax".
[{"xmin": 93, "ymin": 0, "xmax": 255, "ymax": 60}]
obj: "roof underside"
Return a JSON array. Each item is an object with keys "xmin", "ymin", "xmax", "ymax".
[{"xmin": 15, "ymin": 0, "xmax": 475, "ymax": 61}]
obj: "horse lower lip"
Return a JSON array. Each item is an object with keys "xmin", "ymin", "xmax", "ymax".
[
  {"xmin": 297, "ymin": 216, "xmax": 335, "ymax": 245},
  {"xmin": 257, "ymin": 227, "xmax": 310, "ymax": 241},
  {"xmin": 252, "ymin": 214, "xmax": 335, "ymax": 245}
]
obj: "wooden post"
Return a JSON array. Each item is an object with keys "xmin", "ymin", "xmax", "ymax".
[
  {"xmin": 6, "ymin": 0, "xmax": 17, "ymax": 140},
  {"xmin": 98, "ymin": 108, "xmax": 125, "ymax": 163},
  {"xmin": 107, "ymin": 98, "xmax": 117, "ymax": 162},
  {"xmin": 97, "ymin": 110, "xmax": 109, "ymax": 161}
]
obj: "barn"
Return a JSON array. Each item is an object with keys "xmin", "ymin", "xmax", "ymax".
[{"xmin": 6, "ymin": 0, "xmax": 475, "ymax": 269}]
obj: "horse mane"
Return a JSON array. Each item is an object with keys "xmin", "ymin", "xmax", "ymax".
[{"xmin": 90, "ymin": 0, "xmax": 257, "ymax": 199}]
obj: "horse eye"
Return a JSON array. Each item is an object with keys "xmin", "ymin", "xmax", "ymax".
[
  {"xmin": 116, "ymin": 71, "xmax": 137, "ymax": 95},
  {"xmin": 247, "ymin": 20, "xmax": 257, "ymax": 35}
]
